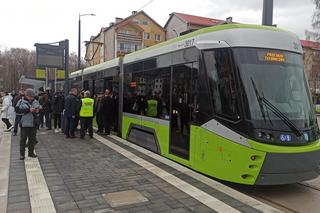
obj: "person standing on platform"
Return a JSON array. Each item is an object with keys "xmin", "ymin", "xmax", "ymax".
[
  {"xmin": 16, "ymin": 88, "xmax": 40, "ymax": 160},
  {"xmin": 1, "ymin": 92, "xmax": 14, "ymax": 131},
  {"xmin": 40, "ymin": 90, "xmax": 52, "ymax": 130},
  {"xmin": 52, "ymin": 91, "xmax": 64, "ymax": 133},
  {"xmin": 38, "ymin": 90, "xmax": 44, "ymax": 128},
  {"xmin": 101, "ymin": 89, "xmax": 114, "ymax": 135},
  {"xmin": 64, "ymin": 88, "xmax": 78, "ymax": 138},
  {"xmin": 12, "ymin": 88, "xmax": 25, "ymax": 136},
  {"xmin": 79, "ymin": 91, "xmax": 94, "ymax": 139},
  {"xmin": 73, "ymin": 91, "xmax": 83, "ymax": 131},
  {"xmin": 95, "ymin": 92, "xmax": 104, "ymax": 133}
]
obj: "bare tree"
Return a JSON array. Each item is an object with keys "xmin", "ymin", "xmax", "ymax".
[
  {"xmin": 304, "ymin": 0, "xmax": 320, "ymax": 101},
  {"xmin": 0, "ymin": 48, "xmax": 36, "ymax": 91},
  {"xmin": 68, "ymin": 52, "xmax": 84, "ymax": 72},
  {"xmin": 306, "ymin": 0, "xmax": 320, "ymax": 41}
]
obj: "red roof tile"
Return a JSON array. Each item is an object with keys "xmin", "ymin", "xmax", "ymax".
[
  {"xmin": 301, "ymin": 40, "xmax": 320, "ymax": 50},
  {"xmin": 174, "ymin": 12, "xmax": 224, "ymax": 26}
]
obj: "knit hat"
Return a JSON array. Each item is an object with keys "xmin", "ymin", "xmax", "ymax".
[{"xmin": 25, "ymin": 89, "xmax": 36, "ymax": 97}]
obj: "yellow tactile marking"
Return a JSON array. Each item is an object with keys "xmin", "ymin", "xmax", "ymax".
[
  {"xmin": 109, "ymin": 135, "xmax": 282, "ymax": 213},
  {"xmin": 25, "ymin": 152, "xmax": 56, "ymax": 213},
  {"xmin": 94, "ymin": 134, "xmax": 241, "ymax": 213}
]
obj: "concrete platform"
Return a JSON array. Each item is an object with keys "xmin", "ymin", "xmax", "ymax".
[{"xmin": 0, "ymin": 126, "xmax": 281, "ymax": 213}]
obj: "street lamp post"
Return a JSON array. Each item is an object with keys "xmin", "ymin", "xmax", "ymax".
[{"xmin": 78, "ymin": 13, "xmax": 95, "ymax": 70}]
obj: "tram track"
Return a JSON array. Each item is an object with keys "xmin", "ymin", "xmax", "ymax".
[
  {"xmin": 298, "ymin": 181, "xmax": 320, "ymax": 191},
  {"xmin": 246, "ymin": 191, "xmax": 300, "ymax": 213},
  {"xmin": 231, "ymin": 178, "xmax": 320, "ymax": 213}
]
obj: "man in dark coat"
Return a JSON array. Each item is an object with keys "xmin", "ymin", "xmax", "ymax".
[
  {"xmin": 39, "ymin": 90, "xmax": 51, "ymax": 130},
  {"xmin": 52, "ymin": 91, "xmax": 64, "ymax": 133},
  {"xmin": 101, "ymin": 89, "xmax": 114, "ymax": 135},
  {"xmin": 95, "ymin": 92, "xmax": 104, "ymax": 133},
  {"xmin": 64, "ymin": 88, "xmax": 79, "ymax": 138}
]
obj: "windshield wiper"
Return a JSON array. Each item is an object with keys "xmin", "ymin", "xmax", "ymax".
[
  {"xmin": 260, "ymin": 97, "xmax": 303, "ymax": 136},
  {"xmin": 250, "ymin": 78, "xmax": 266, "ymax": 123},
  {"xmin": 250, "ymin": 77, "xmax": 303, "ymax": 137}
]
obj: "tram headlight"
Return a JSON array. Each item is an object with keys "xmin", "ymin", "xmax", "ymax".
[
  {"xmin": 265, "ymin": 133, "xmax": 271, "ymax": 140},
  {"xmin": 257, "ymin": 131, "xmax": 274, "ymax": 142}
]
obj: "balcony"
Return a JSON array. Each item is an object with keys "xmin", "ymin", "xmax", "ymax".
[
  {"xmin": 117, "ymin": 32, "xmax": 142, "ymax": 42},
  {"xmin": 117, "ymin": 48, "xmax": 135, "ymax": 57}
]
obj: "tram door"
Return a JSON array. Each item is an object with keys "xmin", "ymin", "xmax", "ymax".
[{"xmin": 170, "ymin": 63, "xmax": 195, "ymax": 159}]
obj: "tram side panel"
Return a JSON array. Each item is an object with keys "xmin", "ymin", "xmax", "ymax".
[{"xmin": 120, "ymin": 47, "xmax": 267, "ymax": 185}]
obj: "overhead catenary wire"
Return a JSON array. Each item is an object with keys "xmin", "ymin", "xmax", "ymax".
[{"xmin": 137, "ymin": 0, "xmax": 155, "ymax": 11}]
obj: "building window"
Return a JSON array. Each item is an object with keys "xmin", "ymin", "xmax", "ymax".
[
  {"xmin": 135, "ymin": 44, "xmax": 139, "ymax": 51},
  {"xmin": 144, "ymin": 32, "xmax": 150, "ymax": 39},
  {"xmin": 120, "ymin": 43, "xmax": 124, "ymax": 51},
  {"xmin": 155, "ymin": 34, "xmax": 161, "ymax": 41},
  {"xmin": 132, "ymin": 19, "xmax": 139, "ymax": 24},
  {"xmin": 141, "ymin": 20, "xmax": 149, "ymax": 25}
]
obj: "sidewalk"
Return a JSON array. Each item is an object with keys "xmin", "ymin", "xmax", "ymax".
[{"xmin": 2, "ymin": 126, "xmax": 281, "ymax": 213}]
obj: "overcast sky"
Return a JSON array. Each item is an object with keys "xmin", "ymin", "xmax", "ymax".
[{"xmin": 0, "ymin": 0, "xmax": 316, "ymax": 56}]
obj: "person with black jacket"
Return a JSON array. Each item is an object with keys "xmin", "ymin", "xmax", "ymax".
[
  {"xmin": 101, "ymin": 89, "xmax": 114, "ymax": 135},
  {"xmin": 95, "ymin": 93, "xmax": 104, "ymax": 133},
  {"xmin": 39, "ymin": 90, "xmax": 52, "ymax": 130},
  {"xmin": 64, "ymin": 88, "xmax": 79, "ymax": 138},
  {"xmin": 52, "ymin": 91, "xmax": 64, "ymax": 133}
]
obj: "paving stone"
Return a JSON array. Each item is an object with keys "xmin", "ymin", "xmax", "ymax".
[
  {"xmin": 7, "ymin": 135, "xmax": 31, "ymax": 213},
  {"xmin": 76, "ymin": 199, "xmax": 100, "ymax": 208},
  {"xmin": 7, "ymin": 201, "xmax": 30, "ymax": 211},
  {"xmin": 56, "ymin": 201, "xmax": 79, "ymax": 211},
  {"xmin": 21, "ymin": 129, "xmax": 257, "ymax": 213},
  {"xmin": 93, "ymin": 208, "xmax": 114, "ymax": 213},
  {"xmin": 7, "ymin": 195, "xmax": 29, "ymax": 204}
]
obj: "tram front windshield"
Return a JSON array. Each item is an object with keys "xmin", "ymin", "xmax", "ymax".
[{"xmin": 233, "ymin": 48, "xmax": 316, "ymax": 129}]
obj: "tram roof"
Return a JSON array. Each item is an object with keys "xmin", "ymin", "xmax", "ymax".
[
  {"xmin": 123, "ymin": 23, "xmax": 302, "ymax": 64},
  {"xmin": 70, "ymin": 57, "xmax": 119, "ymax": 78}
]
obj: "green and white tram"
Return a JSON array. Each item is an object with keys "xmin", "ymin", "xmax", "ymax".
[{"xmin": 70, "ymin": 24, "xmax": 320, "ymax": 185}]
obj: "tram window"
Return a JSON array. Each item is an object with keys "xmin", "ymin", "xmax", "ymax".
[
  {"xmin": 204, "ymin": 49, "xmax": 239, "ymax": 120},
  {"xmin": 143, "ymin": 58, "xmax": 157, "ymax": 70},
  {"xmin": 144, "ymin": 68, "xmax": 170, "ymax": 119},
  {"xmin": 172, "ymin": 48, "xmax": 198, "ymax": 65},
  {"xmin": 133, "ymin": 62, "xmax": 143, "ymax": 72},
  {"xmin": 83, "ymin": 80, "xmax": 89, "ymax": 91},
  {"xmin": 123, "ymin": 71, "xmax": 146, "ymax": 115},
  {"xmin": 95, "ymin": 79, "xmax": 104, "ymax": 94},
  {"xmin": 157, "ymin": 54, "xmax": 171, "ymax": 67},
  {"xmin": 123, "ymin": 68, "xmax": 171, "ymax": 120}
]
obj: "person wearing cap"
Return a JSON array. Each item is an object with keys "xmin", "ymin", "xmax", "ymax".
[
  {"xmin": 15, "ymin": 88, "xmax": 40, "ymax": 160},
  {"xmin": 79, "ymin": 90, "xmax": 94, "ymax": 139}
]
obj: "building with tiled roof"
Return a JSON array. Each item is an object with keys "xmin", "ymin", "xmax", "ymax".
[
  {"xmin": 301, "ymin": 40, "xmax": 320, "ymax": 96},
  {"xmin": 164, "ymin": 12, "xmax": 225, "ymax": 40},
  {"xmin": 85, "ymin": 10, "xmax": 165, "ymax": 66},
  {"xmin": 301, "ymin": 40, "xmax": 320, "ymax": 50}
]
